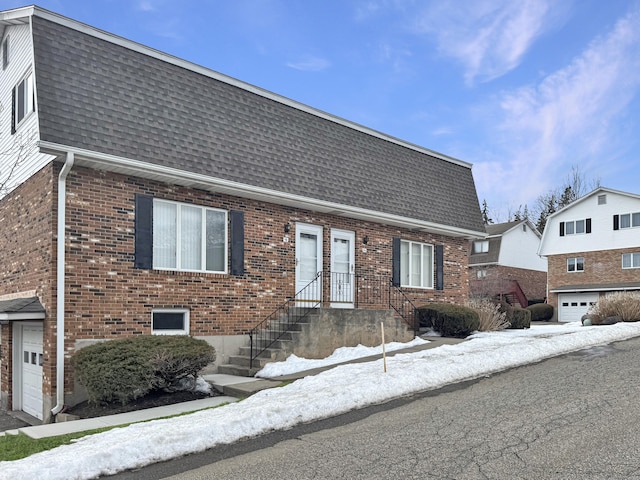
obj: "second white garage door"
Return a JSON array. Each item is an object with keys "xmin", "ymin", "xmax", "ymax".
[{"xmin": 558, "ymin": 293, "xmax": 599, "ymax": 323}]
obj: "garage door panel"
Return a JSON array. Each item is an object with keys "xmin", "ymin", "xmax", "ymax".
[{"xmin": 559, "ymin": 293, "xmax": 599, "ymax": 323}]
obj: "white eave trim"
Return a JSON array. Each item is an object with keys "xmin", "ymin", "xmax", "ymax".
[
  {"xmin": 39, "ymin": 141, "xmax": 486, "ymax": 239},
  {"xmin": 0, "ymin": 312, "xmax": 45, "ymax": 321},
  {"xmin": 26, "ymin": 6, "xmax": 473, "ymax": 169},
  {"xmin": 551, "ymin": 285, "xmax": 640, "ymax": 293}
]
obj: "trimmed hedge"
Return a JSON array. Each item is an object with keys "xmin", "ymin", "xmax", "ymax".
[
  {"xmin": 71, "ymin": 335, "xmax": 216, "ymax": 405},
  {"xmin": 416, "ymin": 303, "xmax": 480, "ymax": 338},
  {"xmin": 506, "ymin": 307, "xmax": 531, "ymax": 329},
  {"xmin": 526, "ymin": 303, "xmax": 554, "ymax": 321}
]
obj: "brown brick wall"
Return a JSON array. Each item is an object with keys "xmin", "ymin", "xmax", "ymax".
[
  {"xmin": 0, "ymin": 164, "xmax": 56, "ymax": 408},
  {"xmin": 3, "ymin": 164, "xmax": 474, "ymax": 403},
  {"xmin": 547, "ymin": 249, "xmax": 640, "ymax": 308},
  {"xmin": 469, "ymin": 265, "xmax": 547, "ymax": 304}
]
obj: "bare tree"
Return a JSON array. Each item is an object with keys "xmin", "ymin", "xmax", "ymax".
[{"xmin": 0, "ymin": 127, "xmax": 38, "ymax": 197}]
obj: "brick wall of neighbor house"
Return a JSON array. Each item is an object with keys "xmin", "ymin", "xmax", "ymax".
[
  {"xmin": 58, "ymin": 166, "xmax": 470, "ymax": 391},
  {"xmin": 546, "ymin": 249, "xmax": 640, "ymax": 308},
  {"xmin": 470, "ymin": 265, "xmax": 547, "ymax": 303},
  {"xmin": 0, "ymin": 164, "xmax": 56, "ymax": 409}
]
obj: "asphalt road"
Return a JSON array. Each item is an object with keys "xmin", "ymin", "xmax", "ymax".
[{"xmin": 111, "ymin": 336, "xmax": 640, "ymax": 480}]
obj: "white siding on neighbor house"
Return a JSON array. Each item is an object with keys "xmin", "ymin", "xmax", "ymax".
[
  {"xmin": 0, "ymin": 21, "xmax": 52, "ymax": 198},
  {"xmin": 499, "ymin": 224, "xmax": 547, "ymax": 272},
  {"xmin": 540, "ymin": 190, "xmax": 640, "ymax": 256}
]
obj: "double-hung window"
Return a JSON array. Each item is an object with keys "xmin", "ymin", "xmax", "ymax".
[
  {"xmin": 153, "ymin": 199, "xmax": 227, "ymax": 272},
  {"xmin": 622, "ymin": 253, "xmax": 640, "ymax": 269},
  {"xmin": 13, "ymin": 72, "xmax": 34, "ymax": 130},
  {"xmin": 400, "ymin": 240, "xmax": 433, "ymax": 288},
  {"xmin": 567, "ymin": 257, "xmax": 584, "ymax": 272}
]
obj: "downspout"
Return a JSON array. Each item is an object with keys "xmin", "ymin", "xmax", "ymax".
[{"xmin": 52, "ymin": 152, "xmax": 74, "ymax": 416}]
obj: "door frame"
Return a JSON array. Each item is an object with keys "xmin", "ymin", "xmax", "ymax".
[
  {"xmin": 330, "ymin": 228, "xmax": 355, "ymax": 308},
  {"xmin": 295, "ymin": 223, "xmax": 323, "ymax": 304}
]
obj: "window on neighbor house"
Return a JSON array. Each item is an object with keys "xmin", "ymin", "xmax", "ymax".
[
  {"xmin": 13, "ymin": 71, "xmax": 34, "ymax": 131},
  {"xmin": 473, "ymin": 240, "xmax": 489, "ymax": 253},
  {"xmin": 152, "ymin": 309, "xmax": 190, "ymax": 335},
  {"xmin": 400, "ymin": 240, "xmax": 434, "ymax": 288},
  {"xmin": 620, "ymin": 212, "xmax": 640, "ymax": 229},
  {"xmin": 560, "ymin": 218, "xmax": 591, "ymax": 236},
  {"xmin": 152, "ymin": 199, "xmax": 227, "ymax": 273},
  {"xmin": 622, "ymin": 253, "xmax": 640, "ymax": 269},
  {"xmin": 567, "ymin": 257, "xmax": 584, "ymax": 272},
  {"xmin": 2, "ymin": 35, "xmax": 9, "ymax": 70},
  {"xmin": 476, "ymin": 269, "xmax": 487, "ymax": 279}
]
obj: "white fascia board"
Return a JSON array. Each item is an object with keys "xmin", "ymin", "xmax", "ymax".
[
  {"xmin": 28, "ymin": 6, "xmax": 472, "ymax": 170},
  {"xmin": 551, "ymin": 285, "xmax": 640, "ymax": 293},
  {"xmin": 0, "ymin": 312, "xmax": 45, "ymax": 321},
  {"xmin": 39, "ymin": 141, "xmax": 486, "ymax": 239}
]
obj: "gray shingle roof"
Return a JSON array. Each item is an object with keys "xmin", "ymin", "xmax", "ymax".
[
  {"xmin": 31, "ymin": 14, "xmax": 484, "ymax": 234},
  {"xmin": 0, "ymin": 296, "xmax": 45, "ymax": 314}
]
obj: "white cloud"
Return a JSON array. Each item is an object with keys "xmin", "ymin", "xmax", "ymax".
[
  {"xmin": 286, "ymin": 56, "xmax": 331, "ymax": 72},
  {"xmin": 414, "ymin": 0, "xmax": 559, "ymax": 85},
  {"xmin": 475, "ymin": 5, "xmax": 640, "ymax": 211}
]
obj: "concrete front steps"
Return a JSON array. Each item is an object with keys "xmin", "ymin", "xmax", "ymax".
[{"xmin": 217, "ymin": 320, "xmax": 312, "ymax": 377}]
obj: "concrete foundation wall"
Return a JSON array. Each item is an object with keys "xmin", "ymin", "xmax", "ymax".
[{"xmin": 293, "ymin": 309, "xmax": 413, "ymax": 359}]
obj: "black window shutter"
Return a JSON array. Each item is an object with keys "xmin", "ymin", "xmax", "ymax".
[
  {"xmin": 559, "ymin": 222, "xmax": 565, "ymax": 237},
  {"xmin": 134, "ymin": 194, "xmax": 153, "ymax": 269},
  {"xmin": 613, "ymin": 215, "xmax": 619, "ymax": 231},
  {"xmin": 435, "ymin": 244, "xmax": 444, "ymax": 291},
  {"xmin": 391, "ymin": 237, "xmax": 401, "ymax": 287},
  {"xmin": 586, "ymin": 218, "xmax": 592, "ymax": 234},
  {"xmin": 230, "ymin": 210, "xmax": 245, "ymax": 276},
  {"xmin": 10, "ymin": 86, "xmax": 15, "ymax": 134}
]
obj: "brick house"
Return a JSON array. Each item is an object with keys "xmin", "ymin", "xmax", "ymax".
[
  {"xmin": 0, "ymin": 6, "xmax": 485, "ymax": 423},
  {"xmin": 538, "ymin": 187, "xmax": 640, "ymax": 322},
  {"xmin": 469, "ymin": 220, "xmax": 547, "ymax": 306}
]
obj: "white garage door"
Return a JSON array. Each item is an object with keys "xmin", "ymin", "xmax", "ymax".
[
  {"xmin": 558, "ymin": 293, "xmax": 599, "ymax": 323},
  {"xmin": 22, "ymin": 324, "xmax": 43, "ymax": 420}
]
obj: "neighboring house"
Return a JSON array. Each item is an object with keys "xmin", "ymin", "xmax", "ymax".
[
  {"xmin": 469, "ymin": 220, "xmax": 547, "ymax": 307},
  {"xmin": 0, "ymin": 6, "xmax": 485, "ymax": 423},
  {"xmin": 538, "ymin": 187, "xmax": 640, "ymax": 322}
]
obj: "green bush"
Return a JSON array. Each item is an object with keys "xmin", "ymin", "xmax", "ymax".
[
  {"xmin": 71, "ymin": 336, "xmax": 216, "ymax": 405},
  {"xmin": 416, "ymin": 303, "xmax": 480, "ymax": 338},
  {"xmin": 526, "ymin": 303, "xmax": 554, "ymax": 321},
  {"xmin": 506, "ymin": 307, "xmax": 531, "ymax": 329}
]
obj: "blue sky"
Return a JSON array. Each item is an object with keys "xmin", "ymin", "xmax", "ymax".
[{"xmin": 6, "ymin": 0, "xmax": 640, "ymax": 220}]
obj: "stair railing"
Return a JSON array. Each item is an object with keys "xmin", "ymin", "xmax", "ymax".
[
  {"xmin": 249, "ymin": 271, "xmax": 322, "ymax": 369},
  {"xmin": 388, "ymin": 280, "xmax": 419, "ymax": 335}
]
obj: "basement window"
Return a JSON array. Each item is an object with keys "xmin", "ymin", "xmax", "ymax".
[{"xmin": 152, "ymin": 309, "xmax": 190, "ymax": 335}]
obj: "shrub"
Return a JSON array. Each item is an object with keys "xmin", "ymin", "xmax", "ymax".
[
  {"xmin": 588, "ymin": 291, "xmax": 640, "ymax": 323},
  {"xmin": 505, "ymin": 307, "xmax": 531, "ymax": 329},
  {"xmin": 416, "ymin": 303, "xmax": 480, "ymax": 338},
  {"xmin": 71, "ymin": 335, "xmax": 216, "ymax": 405},
  {"xmin": 526, "ymin": 303, "xmax": 554, "ymax": 322},
  {"xmin": 466, "ymin": 297, "xmax": 510, "ymax": 331}
]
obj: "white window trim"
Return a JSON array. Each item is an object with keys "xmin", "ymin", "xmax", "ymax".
[
  {"xmin": 622, "ymin": 252, "xmax": 640, "ymax": 269},
  {"xmin": 400, "ymin": 239, "xmax": 434, "ymax": 289},
  {"xmin": 153, "ymin": 199, "xmax": 228, "ymax": 274},
  {"xmin": 14, "ymin": 71, "xmax": 34, "ymax": 130},
  {"xmin": 152, "ymin": 308, "xmax": 190, "ymax": 335},
  {"xmin": 567, "ymin": 257, "xmax": 584, "ymax": 273}
]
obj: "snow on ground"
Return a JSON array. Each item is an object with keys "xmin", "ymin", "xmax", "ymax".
[
  {"xmin": 3, "ymin": 321, "xmax": 640, "ymax": 480},
  {"xmin": 255, "ymin": 336, "xmax": 429, "ymax": 377}
]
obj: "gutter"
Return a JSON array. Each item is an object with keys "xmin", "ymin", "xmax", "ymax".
[{"xmin": 52, "ymin": 152, "xmax": 74, "ymax": 416}]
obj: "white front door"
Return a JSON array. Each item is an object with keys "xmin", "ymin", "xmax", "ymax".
[
  {"xmin": 295, "ymin": 223, "xmax": 323, "ymax": 304},
  {"xmin": 20, "ymin": 324, "xmax": 44, "ymax": 420},
  {"xmin": 330, "ymin": 229, "xmax": 355, "ymax": 308}
]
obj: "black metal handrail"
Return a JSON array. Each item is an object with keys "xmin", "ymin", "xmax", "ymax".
[
  {"xmin": 249, "ymin": 272, "xmax": 419, "ymax": 368},
  {"xmin": 389, "ymin": 280, "xmax": 419, "ymax": 335},
  {"xmin": 249, "ymin": 271, "xmax": 322, "ymax": 369}
]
